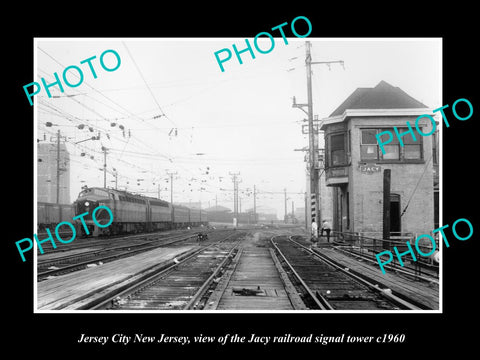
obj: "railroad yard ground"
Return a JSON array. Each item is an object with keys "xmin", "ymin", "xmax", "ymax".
[{"xmin": 35, "ymin": 225, "xmax": 439, "ymax": 312}]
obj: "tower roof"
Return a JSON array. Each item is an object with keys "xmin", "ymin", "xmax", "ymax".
[{"xmin": 329, "ymin": 80, "xmax": 428, "ymax": 117}]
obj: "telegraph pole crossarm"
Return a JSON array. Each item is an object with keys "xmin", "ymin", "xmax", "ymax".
[{"xmin": 311, "ymin": 60, "xmax": 345, "ymax": 67}]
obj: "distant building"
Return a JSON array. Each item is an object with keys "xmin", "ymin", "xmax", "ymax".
[
  {"xmin": 175, "ymin": 201, "xmax": 202, "ymax": 210},
  {"xmin": 204, "ymin": 204, "xmax": 278, "ymax": 224},
  {"xmin": 37, "ymin": 142, "xmax": 70, "ymax": 204},
  {"xmin": 257, "ymin": 212, "xmax": 278, "ymax": 223},
  {"xmin": 250, "ymin": 205, "xmax": 278, "ymax": 223},
  {"xmin": 204, "ymin": 205, "xmax": 234, "ymax": 223},
  {"xmin": 320, "ymin": 81, "xmax": 437, "ymax": 237}
]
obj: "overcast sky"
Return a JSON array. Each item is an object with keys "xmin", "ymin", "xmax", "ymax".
[{"xmin": 34, "ymin": 38, "xmax": 441, "ymax": 217}]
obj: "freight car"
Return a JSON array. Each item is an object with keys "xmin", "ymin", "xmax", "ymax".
[
  {"xmin": 73, "ymin": 187, "xmax": 208, "ymax": 236},
  {"xmin": 37, "ymin": 202, "xmax": 75, "ymax": 231}
]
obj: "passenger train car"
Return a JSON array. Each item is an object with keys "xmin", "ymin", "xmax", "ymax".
[{"xmin": 73, "ymin": 187, "xmax": 208, "ymax": 236}]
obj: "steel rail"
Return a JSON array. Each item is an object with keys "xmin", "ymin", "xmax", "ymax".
[
  {"xmin": 86, "ymin": 232, "xmax": 240, "ymax": 310},
  {"xmin": 37, "ymin": 233, "xmax": 199, "ymax": 278},
  {"xmin": 270, "ymin": 236, "xmax": 333, "ymax": 310},
  {"xmin": 183, "ymin": 242, "xmax": 242, "ymax": 310},
  {"xmin": 202, "ymin": 247, "xmax": 245, "ymax": 310},
  {"xmin": 38, "ymin": 242, "xmax": 151, "ymax": 268},
  {"xmin": 330, "ymin": 244, "xmax": 439, "ymax": 284},
  {"xmin": 35, "ymin": 228, "xmax": 210, "ymax": 255},
  {"xmin": 287, "ymin": 236, "xmax": 423, "ymax": 310}
]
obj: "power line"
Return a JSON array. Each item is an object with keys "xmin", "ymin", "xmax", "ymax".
[
  {"xmin": 37, "ymin": 47, "xmax": 164, "ymax": 133},
  {"xmin": 38, "ymin": 96, "xmax": 172, "ymax": 164},
  {"xmin": 122, "ymin": 42, "xmax": 176, "ymax": 128},
  {"xmin": 37, "ymin": 85, "xmax": 178, "ymax": 168}
]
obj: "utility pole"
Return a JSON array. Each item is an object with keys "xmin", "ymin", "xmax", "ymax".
[
  {"xmin": 56, "ymin": 129, "xmax": 60, "ymax": 204},
  {"xmin": 166, "ymin": 170, "xmax": 178, "ymax": 222},
  {"xmin": 304, "ymin": 191, "xmax": 308, "ymax": 230},
  {"xmin": 166, "ymin": 170, "xmax": 178, "ymax": 204},
  {"xmin": 383, "ymin": 169, "xmax": 391, "ymax": 250},
  {"xmin": 229, "ymin": 172, "xmax": 240, "ymax": 220},
  {"xmin": 102, "ymin": 146, "xmax": 108, "ymax": 188},
  {"xmin": 292, "ymin": 201, "xmax": 295, "ymax": 223},
  {"xmin": 253, "ymin": 185, "xmax": 257, "ymax": 224},
  {"xmin": 113, "ymin": 168, "xmax": 118, "ymax": 190},
  {"xmin": 284, "ymin": 188, "xmax": 287, "ymax": 223},
  {"xmin": 293, "ymin": 41, "xmax": 344, "ymax": 230},
  {"xmin": 238, "ymin": 179, "xmax": 242, "ymax": 217}
]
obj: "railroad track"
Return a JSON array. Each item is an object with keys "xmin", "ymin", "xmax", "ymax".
[
  {"xmin": 271, "ymin": 235, "xmax": 424, "ymax": 310},
  {"xmin": 88, "ymin": 231, "xmax": 246, "ymax": 310},
  {"xmin": 202, "ymin": 233, "xmax": 306, "ymax": 311},
  {"xmin": 289, "ymin": 234, "xmax": 438, "ymax": 282},
  {"xmin": 333, "ymin": 244, "xmax": 439, "ymax": 284},
  {"xmin": 35, "ymin": 228, "xmax": 200, "ymax": 255},
  {"xmin": 37, "ymin": 230, "xmax": 220, "ymax": 281},
  {"xmin": 330, "ymin": 243, "xmax": 439, "ymax": 282},
  {"xmin": 40, "ymin": 230, "xmax": 433, "ymax": 311}
]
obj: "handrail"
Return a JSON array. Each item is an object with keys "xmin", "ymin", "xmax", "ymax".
[{"xmin": 329, "ymin": 230, "xmax": 439, "ymax": 268}]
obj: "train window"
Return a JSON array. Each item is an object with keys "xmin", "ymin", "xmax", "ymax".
[{"xmin": 93, "ymin": 188, "xmax": 109, "ymax": 197}]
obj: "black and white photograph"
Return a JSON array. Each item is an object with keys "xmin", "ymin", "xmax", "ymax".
[{"xmin": 32, "ymin": 38, "xmax": 442, "ymax": 313}]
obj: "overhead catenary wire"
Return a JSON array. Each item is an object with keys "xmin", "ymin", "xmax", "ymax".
[
  {"xmin": 39, "ymin": 130, "xmax": 222, "ymax": 199},
  {"xmin": 37, "ymin": 91, "xmax": 176, "ymax": 166},
  {"xmin": 37, "ymin": 57, "xmax": 186, "ymax": 163},
  {"xmin": 121, "ymin": 42, "xmax": 177, "ymax": 128},
  {"xmin": 35, "ymin": 43, "xmax": 305, "ymax": 209},
  {"xmin": 37, "ymin": 47, "xmax": 169, "ymax": 134}
]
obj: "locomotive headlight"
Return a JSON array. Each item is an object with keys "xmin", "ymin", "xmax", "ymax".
[{"xmin": 85, "ymin": 201, "xmax": 90, "ymax": 207}]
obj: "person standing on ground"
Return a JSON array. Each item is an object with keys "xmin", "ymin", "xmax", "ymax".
[
  {"xmin": 311, "ymin": 221, "xmax": 318, "ymax": 245},
  {"xmin": 321, "ymin": 220, "xmax": 332, "ymax": 243}
]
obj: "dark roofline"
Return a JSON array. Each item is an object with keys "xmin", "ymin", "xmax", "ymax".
[{"xmin": 329, "ymin": 80, "xmax": 428, "ymax": 117}]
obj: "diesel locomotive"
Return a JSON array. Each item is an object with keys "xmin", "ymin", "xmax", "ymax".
[{"xmin": 73, "ymin": 187, "xmax": 208, "ymax": 236}]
